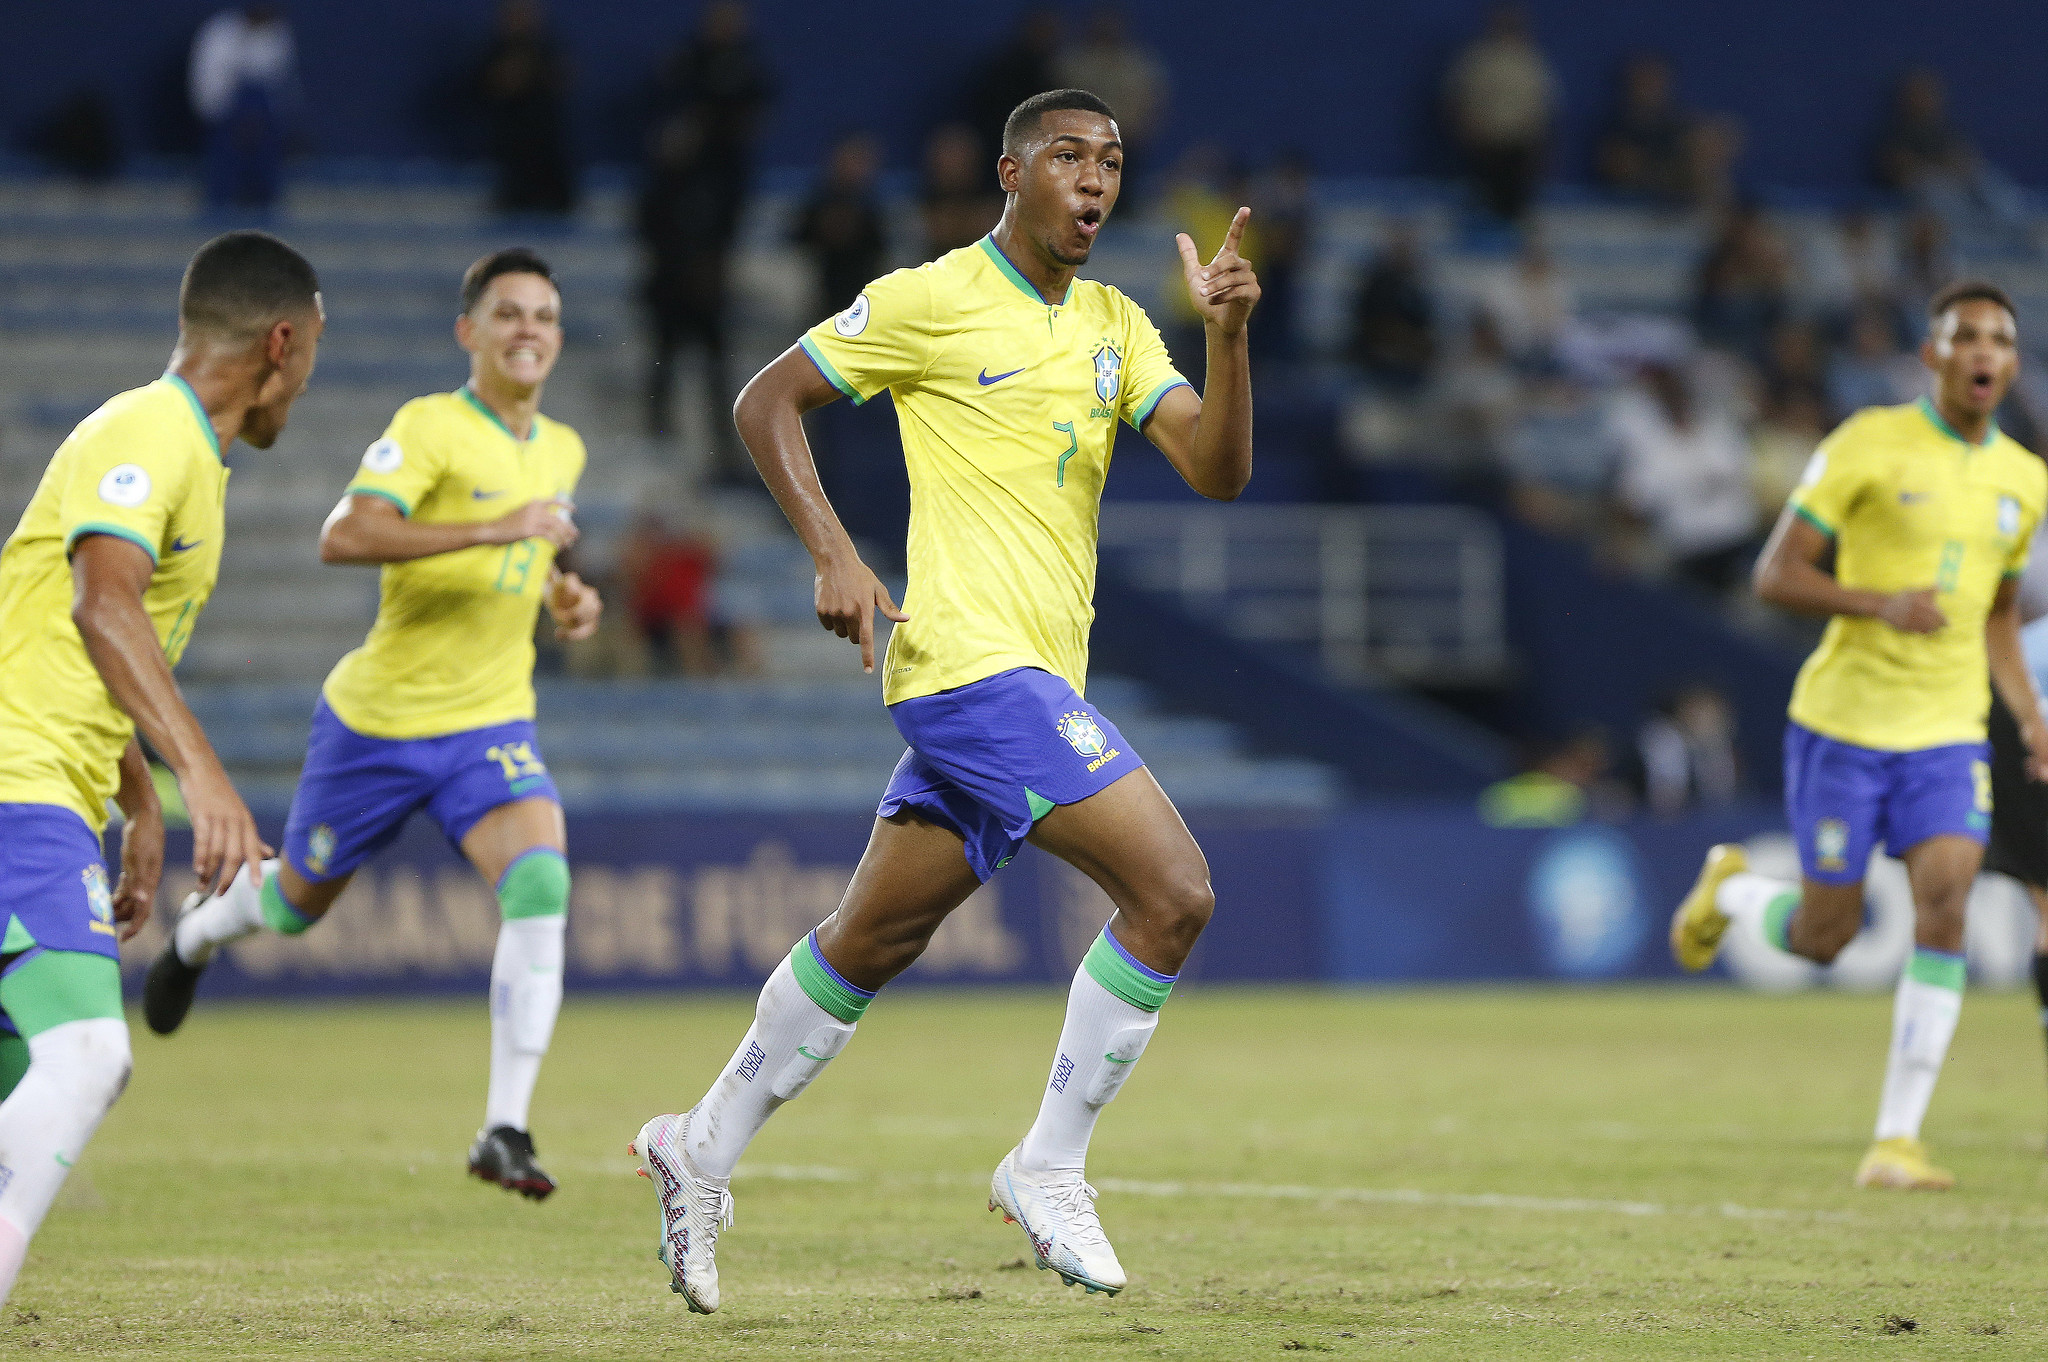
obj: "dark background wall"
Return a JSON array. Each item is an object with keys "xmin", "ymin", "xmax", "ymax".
[{"xmin": 10, "ymin": 0, "xmax": 2048, "ymax": 187}]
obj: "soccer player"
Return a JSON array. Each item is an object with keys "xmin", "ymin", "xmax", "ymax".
[
  {"xmin": 143, "ymin": 248, "xmax": 601, "ymax": 1199},
  {"xmin": 628, "ymin": 88, "xmax": 1258, "ymax": 1312},
  {"xmin": 1671, "ymin": 280, "xmax": 2048, "ymax": 1190},
  {"xmin": 0, "ymin": 231, "xmax": 323, "ymax": 1305}
]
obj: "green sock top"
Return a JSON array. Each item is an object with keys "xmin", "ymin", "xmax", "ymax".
[
  {"xmin": 1907, "ymin": 947, "xmax": 1966, "ymax": 993},
  {"xmin": 1082, "ymin": 928, "xmax": 1176, "ymax": 1013},
  {"xmin": 790, "ymin": 931, "xmax": 875, "ymax": 1024}
]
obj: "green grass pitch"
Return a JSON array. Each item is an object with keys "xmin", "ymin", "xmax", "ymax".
[{"xmin": 13, "ymin": 986, "xmax": 2048, "ymax": 1359}]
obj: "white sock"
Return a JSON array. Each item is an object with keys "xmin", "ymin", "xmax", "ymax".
[
  {"xmin": 1716, "ymin": 870, "xmax": 1799, "ymax": 953},
  {"xmin": 484, "ymin": 916, "xmax": 565, "ymax": 1133},
  {"xmin": 0, "ymin": 1019, "xmax": 131, "ymax": 1308},
  {"xmin": 1874, "ymin": 950, "xmax": 1966, "ymax": 1142},
  {"xmin": 683, "ymin": 951, "xmax": 856, "ymax": 1180},
  {"xmin": 1016, "ymin": 964, "xmax": 1159, "ymax": 1176},
  {"xmin": 173, "ymin": 859, "xmax": 279, "ymax": 965}
]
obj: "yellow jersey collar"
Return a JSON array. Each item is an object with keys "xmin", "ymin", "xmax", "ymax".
[
  {"xmin": 1918, "ymin": 395, "xmax": 1997, "ymax": 448},
  {"xmin": 978, "ymin": 234, "xmax": 1074, "ymax": 307},
  {"xmin": 459, "ymin": 384, "xmax": 538, "ymax": 443},
  {"xmin": 162, "ymin": 373, "xmax": 223, "ymax": 461}
]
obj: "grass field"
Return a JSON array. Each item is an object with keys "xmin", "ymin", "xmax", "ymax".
[{"xmin": 13, "ymin": 985, "xmax": 2048, "ymax": 1359}]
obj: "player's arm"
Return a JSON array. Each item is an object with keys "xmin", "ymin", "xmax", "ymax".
[
  {"xmin": 1751, "ymin": 506, "xmax": 1945, "ymax": 633},
  {"xmin": 1986, "ymin": 575, "xmax": 2048, "ymax": 780},
  {"xmin": 109, "ymin": 737, "xmax": 164, "ymax": 941},
  {"xmin": 733, "ymin": 347, "xmax": 906, "ymax": 673},
  {"xmin": 319, "ymin": 492, "xmax": 576, "ymax": 565},
  {"xmin": 1142, "ymin": 207, "xmax": 1259, "ymax": 501},
  {"xmin": 70, "ymin": 534, "xmax": 267, "ymax": 894}
]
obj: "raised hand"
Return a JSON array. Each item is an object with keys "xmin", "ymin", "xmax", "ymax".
[
  {"xmin": 1175, "ymin": 206, "xmax": 1261, "ymax": 337},
  {"xmin": 546, "ymin": 569, "xmax": 603, "ymax": 641},
  {"xmin": 814, "ymin": 550, "xmax": 909, "ymax": 674},
  {"xmin": 487, "ymin": 496, "xmax": 579, "ymax": 550}
]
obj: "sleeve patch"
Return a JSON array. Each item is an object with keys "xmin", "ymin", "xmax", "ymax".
[
  {"xmin": 361, "ymin": 438, "xmax": 403, "ymax": 474},
  {"xmin": 833, "ymin": 293, "xmax": 871, "ymax": 338},
  {"xmin": 97, "ymin": 464, "xmax": 152, "ymax": 507}
]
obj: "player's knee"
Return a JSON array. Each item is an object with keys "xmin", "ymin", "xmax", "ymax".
[
  {"xmin": 1151, "ymin": 872, "xmax": 1215, "ymax": 948},
  {"xmin": 31, "ymin": 1017, "xmax": 132, "ymax": 1111},
  {"xmin": 498, "ymin": 848, "xmax": 570, "ymax": 921}
]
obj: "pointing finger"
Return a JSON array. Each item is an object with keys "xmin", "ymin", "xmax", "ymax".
[
  {"xmin": 1215, "ymin": 206, "xmax": 1251, "ymax": 264},
  {"xmin": 858, "ymin": 605, "xmax": 875, "ymax": 674}
]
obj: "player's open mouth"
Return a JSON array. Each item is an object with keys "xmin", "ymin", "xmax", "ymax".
[
  {"xmin": 1075, "ymin": 209, "xmax": 1102, "ymax": 238},
  {"xmin": 1970, "ymin": 371, "xmax": 1995, "ymax": 399}
]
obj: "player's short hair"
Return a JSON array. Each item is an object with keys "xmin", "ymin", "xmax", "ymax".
[
  {"xmin": 178, "ymin": 230, "xmax": 320, "ymax": 340},
  {"xmin": 1928, "ymin": 278, "xmax": 2015, "ymax": 327},
  {"xmin": 1001, "ymin": 89, "xmax": 1119, "ymax": 160},
  {"xmin": 461, "ymin": 247, "xmax": 558, "ymax": 313}
]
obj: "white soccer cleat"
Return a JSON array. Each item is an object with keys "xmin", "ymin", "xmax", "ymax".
[
  {"xmin": 629, "ymin": 1110, "xmax": 733, "ymax": 1314},
  {"xmin": 988, "ymin": 1145, "xmax": 1127, "ymax": 1295}
]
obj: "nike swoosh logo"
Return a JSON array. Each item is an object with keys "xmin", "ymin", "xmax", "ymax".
[
  {"xmin": 471, "ymin": 489, "xmax": 507, "ymax": 500},
  {"xmin": 797, "ymin": 1046, "xmax": 832, "ymax": 1062},
  {"xmin": 1899, "ymin": 492, "xmax": 1928, "ymax": 504},
  {"xmin": 978, "ymin": 367, "xmax": 1026, "ymax": 386},
  {"xmin": 55, "ymin": 1152, "xmax": 73, "ymax": 1168},
  {"xmin": 170, "ymin": 537, "xmax": 203, "ymax": 552},
  {"xmin": 1104, "ymin": 1053, "xmax": 1136, "ymax": 1064}
]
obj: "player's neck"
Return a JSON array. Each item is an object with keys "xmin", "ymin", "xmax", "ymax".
[
  {"xmin": 1930, "ymin": 389, "xmax": 1993, "ymax": 445},
  {"xmin": 166, "ymin": 348, "xmax": 254, "ymax": 454},
  {"xmin": 990, "ymin": 216, "xmax": 1075, "ymax": 304},
  {"xmin": 467, "ymin": 374, "xmax": 542, "ymax": 441}
]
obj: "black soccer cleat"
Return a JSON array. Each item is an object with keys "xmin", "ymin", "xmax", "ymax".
[
  {"xmin": 468, "ymin": 1125, "xmax": 557, "ymax": 1200},
  {"xmin": 142, "ymin": 940, "xmax": 208, "ymax": 1036}
]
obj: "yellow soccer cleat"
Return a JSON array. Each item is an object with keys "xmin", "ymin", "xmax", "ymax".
[
  {"xmin": 1669, "ymin": 843, "xmax": 1748, "ymax": 971},
  {"xmin": 1855, "ymin": 1137, "xmax": 1956, "ymax": 1191}
]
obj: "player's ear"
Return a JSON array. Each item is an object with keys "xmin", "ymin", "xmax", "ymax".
[
  {"xmin": 1919, "ymin": 335, "xmax": 1940, "ymax": 372},
  {"xmin": 996, "ymin": 152, "xmax": 1021, "ymax": 195},
  {"xmin": 455, "ymin": 312, "xmax": 475, "ymax": 353},
  {"xmin": 263, "ymin": 317, "xmax": 296, "ymax": 370}
]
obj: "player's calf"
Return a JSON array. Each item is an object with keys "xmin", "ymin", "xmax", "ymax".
[{"xmin": 473, "ymin": 847, "xmax": 568, "ymax": 1198}]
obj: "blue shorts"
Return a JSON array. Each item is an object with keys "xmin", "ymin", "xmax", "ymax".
[
  {"xmin": 1784, "ymin": 721, "xmax": 1990, "ymax": 884},
  {"xmin": 0, "ymin": 804, "xmax": 119, "ymax": 969},
  {"xmin": 878, "ymin": 667, "xmax": 1145, "ymax": 881},
  {"xmin": 282, "ymin": 699, "xmax": 561, "ymax": 883}
]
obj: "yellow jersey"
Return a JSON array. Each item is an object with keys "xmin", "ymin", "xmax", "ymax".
[
  {"xmin": 800, "ymin": 235, "xmax": 1188, "ymax": 704},
  {"xmin": 321, "ymin": 388, "xmax": 585, "ymax": 740},
  {"xmin": 0, "ymin": 377, "xmax": 227, "ymax": 830},
  {"xmin": 1787, "ymin": 398, "xmax": 2046, "ymax": 750}
]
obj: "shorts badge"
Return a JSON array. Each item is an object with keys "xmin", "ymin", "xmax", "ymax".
[
  {"xmin": 1058, "ymin": 710, "xmax": 1108, "ymax": 759},
  {"xmin": 83, "ymin": 864, "xmax": 116, "ymax": 936},
  {"xmin": 1814, "ymin": 817, "xmax": 1849, "ymax": 873},
  {"xmin": 307, "ymin": 824, "xmax": 336, "ymax": 877}
]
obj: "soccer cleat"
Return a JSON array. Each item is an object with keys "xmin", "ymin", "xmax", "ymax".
[
  {"xmin": 1670, "ymin": 843, "xmax": 1747, "ymax": 972},
  {"xmin": 468, "ymin": 1125, "xmax": 557, "ymax": 1200},
  {"xmin": 1855, "ymin": 1137, "xmax": 1956, "ymax": 1190},
  {"xmin": 141, "ymin": 891, "xmax": 210, "ymax": 1036},
  {"xmin": 630, "ymin": 1110, "xmax": 733, "ymax": 1313},
  {"xmin": 988, "ymin": 1145, "xmax": 1126, "ymax": 1295}
]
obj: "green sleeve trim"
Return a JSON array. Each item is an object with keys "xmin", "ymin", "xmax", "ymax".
[
  {"xmin": 790, "ymin": 934, "xmax": 873, "ymax": 1023},
  {"xmin": 65, "ymin": 522, "xmax": 159, "ymax": 564},
  {"xmin": 344, "ymin": 486, "xmax": 413, "ymax": 517},
  {"xmin": 798, "ymin": 335, "xmax": 865, "ymax": 405},
  {"xmin": 1790, "ymin": 503, "xmax": 1835, "ymax": 537},
  {"xmin": 1128, "ymin": 379, "xmax": 1191, "ymax": 432},
  {"xmin": 1906, "ymin": 947, "xmax": 1966, "ymax": 993},
  {"xmin": 1081, "ymin": 930, "xmax": 1175, "ymax": 1012}
]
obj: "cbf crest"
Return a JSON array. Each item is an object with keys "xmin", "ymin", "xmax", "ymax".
[
  {"xmin": 1999, "ymin": 494, "xmax": 2021, "ymax": 538},
  {"xmin": 307, "ymin": 823, "xmax": 337, "ymax": 877},
  {"xmin": 1814, "ymin": 817, "xmax": 1850, "ymax": 873},
  {"xmin": 1058, "ymin": 710, "xmax": 1108, "ymax": 759},
  {"xmin": 1092, "ymin": 343, "xmax": 1122, "ymax": 406},
  {"xmin": 82, "ymin": 864, "xmax": 115, "ymax": 936}
]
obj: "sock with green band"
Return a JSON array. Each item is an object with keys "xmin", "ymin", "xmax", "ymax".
[
  {"xmin": 1019, "ymin": 928, "xmax": 1175, "ymax": 1175},
  {"xmin": 259, "ymin": 874, "xmax": 312, "ymax": 935},
  {"xmin": 685, "ymin": 934, "xmax": 861, "ymax": 1180},
  {"xmin": 174, "ymin": 860, "xmax": 289, "ymax": 965},
  {"xmin": 1716, "ymin": 870, "xmax": 1803, "ymax": 956},
  {"xmin": 485, "ymin": 849, "xmax": 569, "ymax": 1132},
  {"xmin": 1875, "ymin": 947, "xmax": 1966, "ymax": 1141}
]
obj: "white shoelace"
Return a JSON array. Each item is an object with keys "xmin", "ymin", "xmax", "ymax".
[{"xmin": 1045, "ymin": 1177, "xmax": 1109, "ymax": 1251}]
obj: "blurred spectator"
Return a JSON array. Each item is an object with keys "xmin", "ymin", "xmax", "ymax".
[
  {"xmin": 1504, "ymin": 377, "xmax": 1612, "ymax": 534},
  {"xmin": 1634, "ymin": 685, "xmax": 1739, "ymax": 815},
  {"xmin": 1761, "ymin": 319, "xmax": 1828, "ymax": 415},
  {"xmin": 1749, "ymin": 387, "xmax": 1827, "ymax": 518},
  {"xmin": 618, "ymin": 513, "xmax": 763, "ymax": 676},
  {"xmin": 794, "ymin": 133, "xmax": 886, "ymax": 322},
  {"xmin": 1597, "ymin": 53, "xmax": 1688, "ymax": 205},
  {"xmin": 190, "ymin": 5, "xmax": 296, "ymax": 211},
  {"xmin": 1897, "ymin": 211, "xmax": 1953, "ymax": 319},
  {"xmin": 1611, "ymin": 364, "xmax": 1759, "ymax": 592},
  {"xmin": 1248, "ymin": 150, "xmax": 1314, "ymax": 366},
  {"xmin": 1348, "ymin": 224, "xmax": 1434, "ymax": 392},
  {"xmin": 921, "ymin": 123, "xmax": 1002, "ymax": 257},
  {"xmin": 1692, "ymin": 205, "xmax": 1789, "ymax": 361},
  {"xmin": 476, "ymin": 0, "xmax": 576, "ymax": 216},
  {"xmin": 1472, "ymin": 233, "xmax": 1574, "ymax": 368},
  {"xmin": 1679, "ymin": 114, "xmax": 1745, "ymax": 218},
  {"xmin": 964, "ymin": 9, "xmax": 1063, "ymax": 164},
  {"xmin": 1479, "ymin": 728, "xmax": 1629, "ymax": 827},
  {"xmin": 1432, "ymin": 311, "xmax": 1522, "ymax": 478},
  {"xmin": 28, "ymin": 90, "xmax": 121, "ymax": 181},
  {"xmin": 1876, "ymin": 68, "xmax": 1976, "ymax": 198},
  {"xmin": 1825, "ymin": 301, "xmax": 1918, "ymax": 419},
  {"xmin": 655, "ymin": 0, "xmax": 774, "ymax": 238},
  {"xmin": 1443, "ymin": 3, "xmax": 1555, "ymax": 223},
  {"xmin": 1804, "ymin": 209, "xmax": 1899, "ymax": 315},
  {"xmin": 1055, "ymin": 8, "xmax": 1166, "ymax": 174},
  {"xmin": 638, "ymin": 114, "xmax": 744, "ymax": 478}
]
